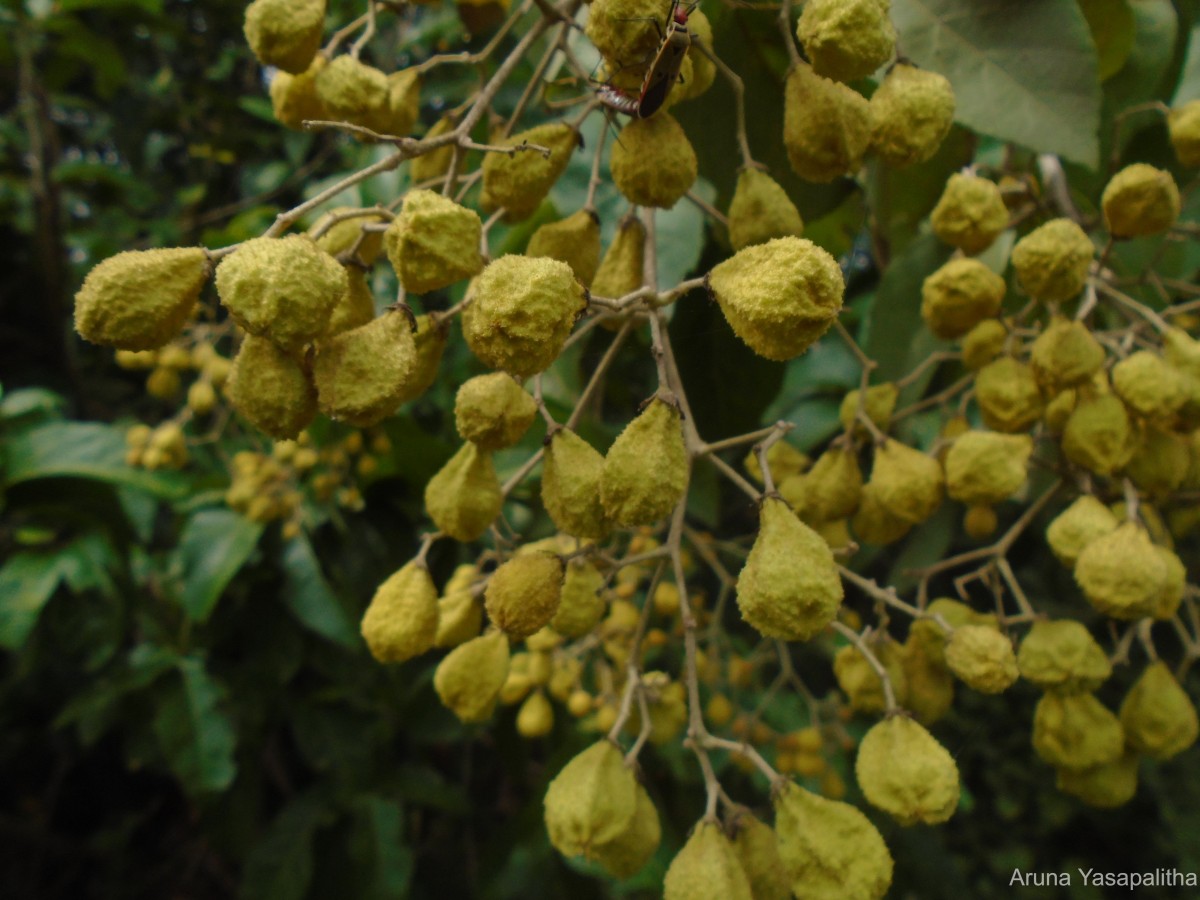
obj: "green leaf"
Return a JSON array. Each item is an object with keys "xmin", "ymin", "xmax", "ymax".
[
  {"xmin": 241, "ymin": 796, "xmax": 329, "ymax": 900},
  {"xmin": 0, "ymin": 387, "xmax": 65, "ymax": 422},
  {"xmin": 892, "ymin": 0, "xmax": 1102, "ymax": 167},
  {"xmin": 1103, "ymin": 0, "xmax": 1178, "ymax": 118},
  {"xmin": 176, "ymin": 508, "xmax": 264, "ymax": 622},
  {"xmin": 348, "ymin": 796, "xmax": 414, "ymax": 899},
  {"xmin": 1173, "ymin": 24, "xmax": 1200, "ymax": 104},
  {"xmin": 3, "ymin": 421, "xmax": 189, "ymax": 498},
  {"xmin": 154, "ymin": 657, "xmax": 237, "ymax": 794},
  {"xmin": 0, "ymin": 551, "xmax": 67, "ymax": 649},
  {"xmin": 280, "ymin": 536, "xmax": 360, "ymax": 648},
  {"xmin": 1079, "ymin": 0, "xmax": 1136, "ymax": 81}
]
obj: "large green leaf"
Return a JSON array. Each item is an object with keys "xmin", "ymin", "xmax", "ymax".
[
  {"xmin": 240, "ymin": 796, "xmax": 330, "ymax": 900},
  {"xmin": 154, "ymin": 656, "xmax": 237, "ymax": 794},
  {"xmin": 281, "ymin": 536, "xmax": 360, "ymax": 648},
  {"xmin": 347, "ymin": 796, "xmax": 414, "ymax": 899},
  {"xmin": 892, "ymin": 0, "xmax": 1102, "ymax": 168},
  {"xmin": 176, "ymin": 508, "xmax": 264, "ymax": 621}
]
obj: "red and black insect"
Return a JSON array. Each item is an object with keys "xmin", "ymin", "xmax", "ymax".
[{"xmin": 597, "ymin": 0, "xmax": 695, "ymax": 120}]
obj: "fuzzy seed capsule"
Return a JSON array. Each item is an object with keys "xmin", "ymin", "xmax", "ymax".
[
  {"xmin": 315, "ymin": 55, "xmax": 392, "ymax": 133},
  {"xmin": 313, "ymin": 309, "xmax": 416, "ymax": 426},
  {"xmin": 454, "ymin": 372, "xmax": 536, "ymax": 450},
  {"xmin": 1032, "ymin": 692, "xmax": 1124, "ymax": 771},
  {"xmin": 424, "ymin": 442, "xmax": 503, "ymax": 541},
  {"xmin": 1074, "ymin": 522, "xmax": 1167, "ymax": 620},
  {"xmin": 943, "ymin": 624, "xmax": 1018, "ymax": 693},
  {"xmin": 975, "ymin": 356, "xmax": 1044, "ymax": 433},
  {"xmin": 930, "ymin": 173, "xmax": 1009, "ymax": 255},
  {"xmin": 856, "ymin": 716, "xmax": 960, "ymax": 825},
  {"xmin": 361, "ymin": 561, "xmax": 439, "ymax": 663},
  {"xmin": 543, "ymin": 740, "xmax": 640, "ymax": 860},
  {"xmin": 610, "ymin": 114, "xmax": 698, "ymax": 208},
  {"xmin": 1102, "ymin": 163, "xmax": 1180, "ymax": 238},
  {"xmin": 1168, "ymin": 100, "xmax": 1200, "ymax": 167},
  {"xmin": 1029, "ymin": 316, "xmax": 1105, "ymax": 391},
  {"xmin": 663, "ymin": 822, "xmax": 753, "ymax": 900},
  {"xmin": 542, "ymin": 429, "xmax": 612, "ymax": 540},
  {"xmin": 485, "ymin": 552, "xmax": 564, "ymax": 640},
  {"xmin": 1111, "ymin": 350, "xmax": 1186, "ymax": 420},
  {"xmin": 1045, "ymin": 495, "xmax": 1119, "ymax": 568},
  {"xmin": 434, "ymin": 564, "xmax": 483, "ymax": 648},
  {"xmin": 1056, "ymin": 751, "xmax": 1138, "ymax": 808},
  {"xmin": 868, "ymin": 440, "xmax": 944, "ymax": 526},
  {"xmin": 944, "ymin": 430, "xmax": 1032, "ymax": 506},
  {"xmin": 1119, "ymin": 661, "xmax": 1199, "ymax": 760},
  {"xmin": 730, "ymin": 813, "xmax": 790, "ymax": 900},
  {"xmin": 869, "ymin": 64, "xmax": 955, "ymax": 168},
  {"xmin": 838, "ymin": 383, "xmax": 898, "ymax": 435},
  {"xmin": 434, "ymin": 629, "xmax": 510, "ymax": 722},
  {"xmin": 481, "ymin": 123, "xmax": 580, "ymax": 221},
  {"xmin": 525, "ymin": 209, "xmax": 602, "ymax": 286},
  {"xmin": 552, "ymin": 559, "xmax": 607, "ymax": 638},
  {"xmin": 796, "ymin": 0, "xmax": 895, "ymax": 83},
  {"xmin": 1011, "ymin": 218, "xmax": 1095, "ymax": 303},
  {"xmin": 243, "ymin": 0, "xmax": 325, "ymax": 74},
  {"xmin": 601, "ymin": 397, "xmax": 688, "ymax": 527},
  {"xmin": 920, "ymin": 258, "xmax": 1005, "ymax": 340},
  {"xmin": 727, "ymin": 169, "xmax": 804, "ymax": 251},
  {"xmin": 270, "ymin": 56, "xmax": 327, "ymax": 129},
  {"xmin": 225, "ymin": 335, "xmax": 318, "ymax": 440},
  {"xmin": 385, "ymin": 190, "xmax": 483, "ymax": 294},
  {"xmin": 1017, "ymin": 619, "xmax": 1111, "ymax": 693},
  {"xmin": 591, "ymin": 216, "xmax": 646, "ymax": 301},
  {"xmin": 1061, "ymin": 393, "xmax": 1136, "ymax": 476},
  {"xmin": 783, "ymin": 62, "xmax": 871, "ymax": 183}
]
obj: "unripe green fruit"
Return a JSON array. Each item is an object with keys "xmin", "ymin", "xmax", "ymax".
[
  {"xmin": 586, "ymin": 0, "xmax": 671, "ymax": 78},
  {"xmin": 270, "ymin": 55, "xmax": 327, "ymax": 129},
  {"xmin": 920, "ymin": 258, "xmax": 1005, "ymax": 340},
  {"xmin": 424, "ymin": 442, "xmax": 503, "ymax": 541},
  {"xmin": 225, "ymin": 335, "xmax": 317, "ymax": 439},
  {"xmin": 516, "ymin": 689, "xmax": 554, "ymax": 738},
  {"xmin": 782, "ymin": 446, "xmax": 862, "ymax": 523},
  {"xmin": 386, "ymin": 68, "xmax": 421, "ymax": 137},
  {"xmin": 730, "ymin": 813, "xmax": 790, "ymax": 900},
  {"xmin": 1056, "ymin": 751, "xmax": 1138, "ymax": 809},
  {"xmin": 772, "ymin": 781, "xmax": 893, "ymax": 900},
  {"xmin": 1119, "ymin": 661, "xmax": 1199, "ymax": 760},
  {"xmin": 727, "ymin": 169, "xmax": 804, "ymax": 251},
  {"xmin": 745, "ymin": 441, "xmax": 811, "ymax": 486},
  {"xmin": 1102, "ymin": 163, "xmax": 1180, "ymax": 238},
  {"xmin": 610, "ymin": 114, "xmax": 698, "ymax": 208},
  {"xmin": 1011, "ymin": 218, "xmax": 1095, "ymax": 302},
  {"xmin": 944, "ymin": 624, "xmax": 1018, "ymax": 693},
  {"xmin": 74, "ymin": 247, "xmax": 209, "ymax": 351},
  {"xmin": 542, "ymin": 429, "xmax": 611, "ymax": 540},
  {"xmin": 1153, "ymin": 545, "xmax": 1186, "ymax": 620},
  {"xmin": 313, "ymin": 309, "xmax": 416, "ymax": 426},
  {"xmin": 736, "ymin": 497, "xmax": 843, "ymax": 641},
  {"xmin": 899, "ymin": 637, "xmax": 956, "ymax": 725},
  {"xmin": 243, "ymin": 0, "xmax": 325, "ymax": 74},
  {"xmin": 975, "ymin": 356, "xmax": 1044, "ymax": 433},
  {"xmin": 856, "ymin": 716, "xmax": 960, "ymax": 825},
  {"xmin": 215, "ymin": 235, "xmax": 346, "ymax": 351},
  {"xmin": 850, "ymin": 482, "xmax": 912, "ymax": 545},
  {"xmin": 462, "ymin": 255, "xmax": 586, "ymax": 379},
  {"xmin": 909, "ymin": 598, "xmax": 998, "ymax": 667},
  {"xmin": 433, "ymin": 629, "xmax": 510, "ymax": 722},
  {"xmin": 1029, "ymin": 316, "xmax": 1105, "ymax": 390},
  {"xmin": 588, "ymin": 780, "xmax": 661, "ymax": 878},
  {"xmin": 1032, "ymin": 692, "xmax": 1124, "ymax": 771},
  {"xmin": 944, "ymin": 430, "xmax": 1032, "ymax": 505},
  {"xmin": 676, "ymin": 10, "xmax": 716, "ymax": 101},
  {"xmin": 783, "ymin": 62, "xmax": 871, "ymax": 183},
  {"xmin": 525, "ymin": 209, "xmax": 602, "ymax": 286},
  {"xmin": 1125, "ymin": 425, "xmax": 1189, "ymax": 494},
  {"xmin": 145, "ymin": 366, "xmax": 181, "ymax": 399},
  {"xmin": 960, "ymin": 318, "xmax": 1008, "ymax": 371},
  {"xmin": 1168, "ymin": 100, "xmax": 1200, "ymax": 167},
  {"xmin": 839, "ymin": 382, "xmax": 897, "ymax": 435},
  {"xmin": 485, "ymin": 552, "xmax": 564, "ymax": 639},
  {"xmin": 834, "ymin": 641, "xmax": 908, "ymax": 713},
  {"xmin": 410, "ymin": 115, "xmax": 457, "ymax": 183},
  {"xmin": 869, "ymin": 440, "xmax": 944, "ymax": 526},
  {"xmin": 1017, "ymin": 620, "xmax": 1111, "ymax": 693},
  {"xmin": 310, "ymin": 206, "xmax": 387, "ymax": 264},
  {"xmin": 544, "ymin": 739, "xmax": 639, "ymax": 858},
  {"xmin": 663, "ymin": 822, "xmax": 753, "ymax": 900},
  {"xmin": 1074, "ymin": 522, "xmax": 1167, "ymax": 619},
  {"xmin": 481, "ymin": 123, "xmax": 579, "ymax": 221},
  {"xmin": 320, "ymin": 267, "xmax": 375, "ymax": 337},
  {"xmin": 552, "ymin": 559, "xmax": 607, "ymax": 638},
  {"xmin": 1111, "ymin": 350, "xmax": 1186, "ymax": 420},
  {"xmin": 601, "ymin": 397, "xmax": 688, "ymax": 526},
  {"xmin": 869, "ymin": 64, "xmax": 955, "ymax": 168},
  {"xmin": 361, "ymin": 561, "xmax": 439, "ymax": 663},
  {"xmin": 187, "ymin": 379, "xmax": 217, "ymax": 416},
  {"xmin": 930, "ymin": 173, "xmax": 1009, "ymax": 255},
  {"xmin": 1061, "ymin": 393, "xmax": 1135, "ymax": 475},
  {"xmin": 314, "ymin": 55, "xmax": 391, "ymax": 133},
  {"xmin": 394, "ymin": 314, "xmax": 447, "ymax": 404},
  {"xmin": 591, "ymin": 215, "xmax": 645, "ymax": 300},
  {"xmin": 454, "ymin": 372, "xmax": 536, "ymax": 450},
  {"xmin": 796, "ymin": 0, "xmax": 895, "ymax": 83},
  {"xmin": 434, "ymin": 564, "xmax": 483, "ymax": 648},
  {"xmin": 708, "ymin": 236, "xmax": 845, "ymax": 361},
  {"xmin": 385, "ymin": 189, "xmax": 483, "ymax": 294},
  {"xmin": 1046, "ymin": 495, "xmax": 1119, "ymax": 568}
]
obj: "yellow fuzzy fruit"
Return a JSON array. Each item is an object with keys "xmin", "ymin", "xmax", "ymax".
[
  {"xmin": 1017, "ymin": 620, "xmax": 1110, "ymax": 693},
  {"xmin": 394, "ymin": 314, "xmax": 447, "ymax": 405},
  {"xmin": 384, "ymin": 190, "xmax": 483, "ymax": 294},
  {"xmin": 410, "ymin": 115, "xmax": 457, "ymax": 183},
  {"xmin": 1046, "ymin": 495, "xmax": 1119, "ymax": 568},
  {"xmin": 591, "ymin": 215, "xmax": 645, "ymax": 300},
  {"xmin": 1074, "ymin": 522, "xmax": 1166, "ymax": 620},
  {"xmin": 601, "ymin": 397, "xmax": 688, "ymax": 526},
  {"xmin": 1102, "ymin": 163, "xmax": 1180, "ymax": 238},
  {"xmin": 433, "ymin": 629, "xmax": 510, "ymax": 722},
  {"xmin": 960, "ymin": 318, "xmax": 1008, "ymax": 371},
  {"xmin": 1043, "ymin": 388, "xmax": 1077, "ymax": 433},
  {"xmin": 963, "ymin": 503, "xmax": 997, "ymax": 539},
  {"xmin": 708, "ymin": 237, "xmax": 845, "ymax": 361},
  {"xmin": 783, "ymin": 61, "xmax": 871, "ymax": 183},
  {"xmin": 727, "ymin": 169, "xmax": 804, "ymax": 251},
  {"xmin": 610, "ymin": 114, "xmax": 698, "ymax": 208},
  {"xmin": 589, "ymin": 781, "xmax": 661, "ymax": 878},
  {"xmin": 543, "ymin": 739, "xmax": 639, "ymax": 858},
  {"xmin": 869, "ymin": 64, "xmax": 955, "ymax": 168},
  {"xmin": 1119, "ymin": 661, "xmax": 1199, "ymax": 760},
  {"xmin": 525, "ymin": 210, "xmax": 602, "ymax": 286},
  {"xmin": 796, "ymin": 0, "xmax": 895, "ymax": 83},
  {"xmin": 833, "ymin": 641, "xmax": 908, "ymax": 713},
  {"xmin": 663, "ymin": 822, "xmax": 753, "ymax": 900},
  {"xmin": 1111, "ymin": 350, "xmax": 1186, "ymax": 420},
  {"xmin": 551, "ymin": 559, "xmax": 607, "ymax": 638},
  {"xmin": 361, "ymin": 561, "xmax": 439, "ymax": 663},
  {"xmin": 310, "ymin": 206, "xmax": 387, "ymax": 265},
  {"xmin": 74, "ymin": 248, "xmax": 210, "ymax": 350},
  {"xmin": 943, "ymin": 624, "xmax": 1017, "ymax": 693},
  {"xmin": 313, "ymin": 310, "xmax": 416, "ymax": 426},
  {"xmin": 1061, "ymin": 393, "xmax": 1136, "ymax": 475},
  {"xmin": 586, "ymin": 0, "xmax": 672, "ymax": 79},
  {"xmin": 1029, "ymin": 316, "xmax": 1105, "ymax": 390},
  {"xmin": 930, "ymin": 173, "xmax": 1009, "ymax": 254},
  {"xmin": 920, "ymin": 258, "xmax": 1006, "ymax": 340},
  {"xmin": 625, "ymin": 674, "xmax": 688, "ymax": 745},
  {"xmin": 744, "ymin": 441, "xmax": 811, "ymax": 486},
  {"xmin": 145, "ymin": 366, "xmax": 181, "ymax": 399},
  {"xmin": 1153, "ymin": 545, "xmax": 1187, "ymax": 619},
  {"xmin": 839, "ymin": 382, "xmax": 898, "ymax": 435},
  {"xmin": 323, "ymin": 268, "xmax": 376, "ymax": 337},
  {"xmin": 517, "ymin": 690, "xmax": 555, "ymax": 738},
  {"xmin": 856, "ymin": 716, "xmax": 960, "ymax": 825},
  {"xmin": 1056, "ymin": 751, "xmax": 1139, "ymax": 809},
  {"xmin": 215, "ymin": 235, "xmax": 347, "ymax": 351},
  {"xmin": 1011, "ymin": 218, "xmax": 1095, "ymax": 302},
  {"xmin": 975, "ymin": 357, "xmax": 1044, "ymax": 432},
  {"xmin": 270, "ymin": 55, "xmax": 327, "ymax": 129},
  {"xmin": 850, "ymin": 482, "xmax": 912, "ymax": 545},
  {"xmin": 485, "ymin": 552, "xmax": 564, "ymax": 640},
  {"xmin": 454, "ymin": 373, "xmax": 536, "ymax": 450},
  {"xmin": 869, "ymin": 441, "xmax": 944, "ymax": 526},
  {"xmin": 314, "ymin": 55, "xmax": 391, "ymax": 133},
  {"xmin": 462, "ymin": 255, "xmax": 586, "ymax": 379},
  {"xmin": 1032, "ymin": 692, "xmax": 1124, "ymax": 771},
  {"xmin": 424, "ymin": 442, "xmax": 503, "ymax": 541},
  {"xmin": 944, "ymin": 431, "xmax": 1032, "ymax": 505},
  {"xmin": 1125, "ymin": 425, "xmax": 1190, "ymax": 494},
  {"xmin": 909, "ymin": 598, "xmax": 997, "ymax": 667},
  {"xmin": 1168, "ymin": 100, "xmax": 1200, "ymax": 167},
  {"xmin": 386, "ymin": 68, "xmax": 421, "ymax": 136},
  {"xmin": 434, "ymin": 564, "xmax": 483, "ymax": 648},
  {"xmin": 773, "ymin": 781, "xmax": 893, "ymax": 900},
  {"xmin": 481, "ymin": 123, "xmax": 580, "ymax": 221},
  {"xmin": 541, "ymin": 429, "xmax": 611, "ymax": 540},
  {"xmin": 730, "ymin": 812, "xmax": 790, "ymax": 900},
  {"xmin": 781, "ymin": 446, "xmax": 862, "ymax": 523},
  {"xmin": 225, "ymin": 336, "xmax": 317, "ymax": 439},
  {"xmin": 243, "ymin": 0, "xmax": 324, "ymax": 74},
  {"xmin": 187, "ymin": 380, "xmax": 217, "ymax": 416},
  {"xmin": 736, "ymin": 497, "xmax": 844, "ymax": 641},
  {"xmin": 899, "ymin": 637, "xmax": 956, "ymax": 725},
  {"xmin": 676, "ymin": 9, "xmax": 716, "ymax": 101}
]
